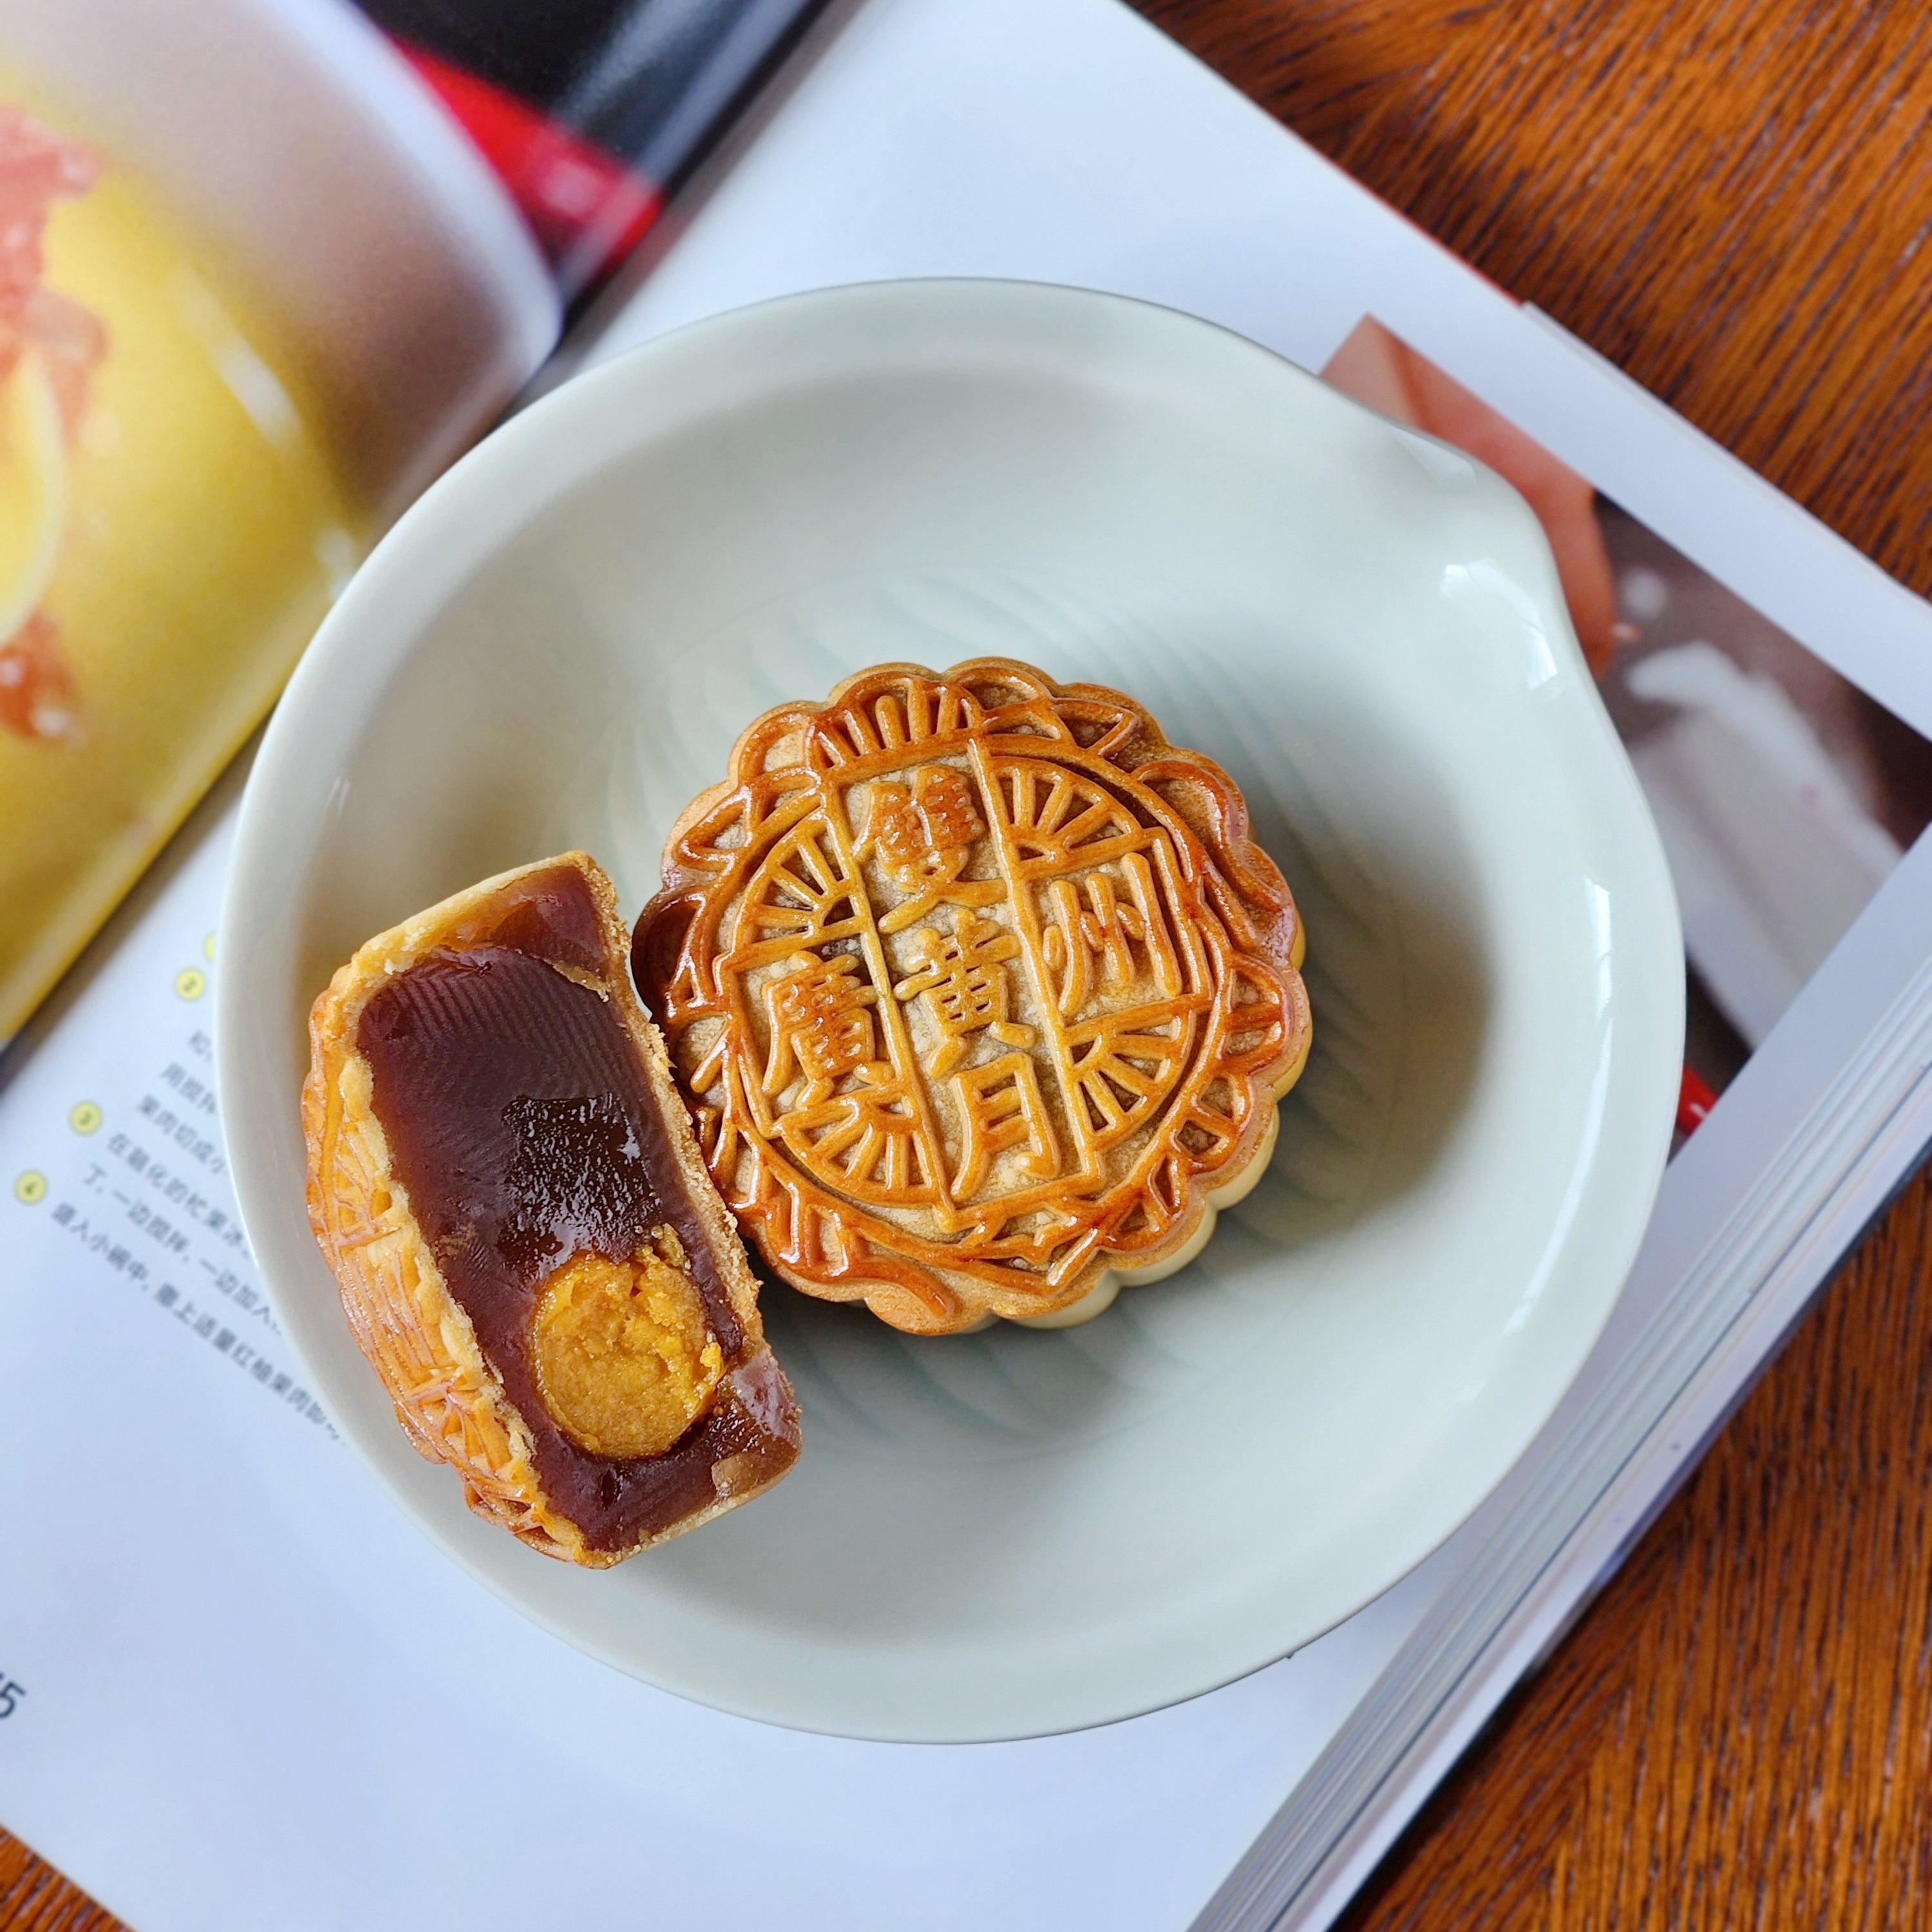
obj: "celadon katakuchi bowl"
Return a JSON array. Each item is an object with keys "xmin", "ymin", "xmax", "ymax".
[{"xmin": 218, "ymin": 279, "xmax": 1682, "ymax": 1742}]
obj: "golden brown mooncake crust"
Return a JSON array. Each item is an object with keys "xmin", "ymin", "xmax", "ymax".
[
  {"xmin": 632, "ymin": 658, "xmax": 1312, "ymax": 1337},
  {"xmin": 302, "ymin": 851, "xmax": 799, "ymax": 1567}
]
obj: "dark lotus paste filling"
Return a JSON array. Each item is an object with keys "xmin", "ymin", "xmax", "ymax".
[{"xmin": 356, "ymin": 864, "xmax": 792, "ymax": 1552}]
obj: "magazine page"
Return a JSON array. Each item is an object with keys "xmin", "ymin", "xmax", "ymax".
[
  {"xmin": 1314, "ymin": 317, "xmax": 1932, "ymax": 1129},
  {"xmin": 0, "ymin": 0, "xmax": 832, "ymax": 1052},
  {"xmin": 0, "ymin": 0, "xmax": 558, "ymax": 1049}
]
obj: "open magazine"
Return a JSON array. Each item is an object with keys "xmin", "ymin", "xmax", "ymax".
[{"xmin": 5, "ymin": 1, "xmax": 1932, "ymax": 1928}]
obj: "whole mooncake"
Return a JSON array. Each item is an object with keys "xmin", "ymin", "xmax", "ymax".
[
  {"xmin": 632, "ymin": 658, "xmax": 1312, "ymax": 1336},
  {"xmin": 303, "ymin": 851, "xmax": 800, "ymax": 1565}
]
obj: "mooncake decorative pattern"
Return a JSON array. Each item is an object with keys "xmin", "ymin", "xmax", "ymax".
[{"xmin": 633, "ymin": 658, "xmax": 1312, "ymax": 1336}]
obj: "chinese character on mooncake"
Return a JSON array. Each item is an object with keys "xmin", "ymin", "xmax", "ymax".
[
  {"xmin": 632, "ymin": 658, "xmax": 1312, "ymax": 1336},
  {"xmin": 303, "ymin": 852, "xmax": 800, "ymax": 1565}
]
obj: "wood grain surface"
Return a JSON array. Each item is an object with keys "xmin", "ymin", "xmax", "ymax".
[{"xmin": 7, "ymin": 1, "xmax": 1932, "ymax": 1926}]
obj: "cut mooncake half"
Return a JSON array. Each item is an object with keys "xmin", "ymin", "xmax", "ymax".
[{"xmin": 303, "ymin": 851, "xmax": 800, "ymax": 1567}]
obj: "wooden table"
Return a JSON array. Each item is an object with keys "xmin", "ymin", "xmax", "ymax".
[{"xmin": 8, "ymin": 1, "xmax": 1932, "ymax": 1925}]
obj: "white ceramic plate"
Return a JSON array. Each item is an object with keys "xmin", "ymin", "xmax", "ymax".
[{"xmin": 218, "ymin": 279, "xmax": 1682, "ymax": 1743}]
